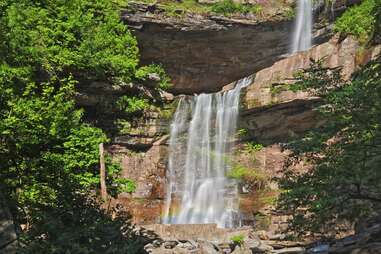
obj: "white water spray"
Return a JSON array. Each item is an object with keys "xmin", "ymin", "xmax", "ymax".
[
  {"xmin": 162, "ymin": 77, "xmax": 252, "ymax": 228},
  {"xmin": 292, "ymin": 0, "xmax": 313, "ymax": 53}
]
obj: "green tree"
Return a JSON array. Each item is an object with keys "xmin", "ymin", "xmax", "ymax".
[
  {"xmin": 0, "ymin": 0, "xmax": 167, "ymax": 252},
  {"xmin": 279, "ymin": 56, "xmax": 381, "ymax": 235}
]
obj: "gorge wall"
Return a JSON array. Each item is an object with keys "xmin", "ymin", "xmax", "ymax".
[
  {"xmin": 92, "ymin": 0, "xmax": 379, "ymax": 233},
  {"xmin": 107, "ymin": 31, "xmax": 381, "ymax": 227},
  {"xmin": 122, "ymin": 3, "xmax": 293, "ymax": 94},
  {"xmin": 122, "ymin": 0, "xmax": 361, "ymax": 94}
]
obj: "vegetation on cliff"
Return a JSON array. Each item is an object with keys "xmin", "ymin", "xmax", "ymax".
[
  {"xmin": 128, "ymin": 0, "xmax": 294, "ymax": 19},
  {"xmin": 0, "ymin": 0, "xmax": 167, "ymax": 252},
  {"xmin": 334, "ymin": 0, "xmax": 379, "ymax": 43},
  {"xmin": 279, "ymin": 54, "xmax": 381, "ymax": 235},
  {"xmin": 276, "ymin": 0, "xmax": 381, "ymax": 236}
]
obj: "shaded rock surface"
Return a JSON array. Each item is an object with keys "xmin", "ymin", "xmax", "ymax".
[
  {"xmin": 122, "ymin": 1, "xmax": 362, "ymax": 94},
  {"xmin": 0, "ymin": 194, "xmax": 17, "ymax": 254},
  {"xmin": 107, "ymin": 138, "xmax": 169, "ymax": 224},
  {"xmin": 123, "ymin": 5, "xmax": 293, "ymax": 94}
]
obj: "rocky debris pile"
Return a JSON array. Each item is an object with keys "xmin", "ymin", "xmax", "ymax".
[
  {"xmin": 142, "ymin": 220, "xmax": 381, "ymax": 254},
  {"xmin": 143, "ymin": 234, "xmax": 307, "ymax": 254},
  {"xmin": 141, "ymin": 224, "xmax": 308, "ymax": 254}
]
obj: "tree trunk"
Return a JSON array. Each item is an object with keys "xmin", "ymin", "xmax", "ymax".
[{"xmin": 99, "ymin": 143, "xmax": 107, "ymax": 201}]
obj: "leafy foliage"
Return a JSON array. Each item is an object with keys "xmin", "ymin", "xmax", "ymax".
[
  {"xmin": 134, "ymin": 0, "xmax": 267, "ymax": 17},
  {"xmin": 237, "ymin": 128, "xmax": 248, "ymax": 137},
  {"xmin": 211, "ymin": 0, "xmax": 262, "ymax": 15},
  {"xmin": 278, "ymin": 56, "xmax": 381, "ymax": 235},
  {"xmin": 1, "ymin": 0, "xmax": 139, "ymax": 82},
  {"xmin": 227, "ymin": 164, "xmax": 268, "ymax": 190},
  {"xmin": 117, "ymin": 96, "xmax": 150, "ymax": 114},
  {"xmin": 0, "ymin": 0, "xmax": 163, "ymax": 252},
  {"xmin": 244, "ymin": 142, "xmax": 264, "ymax": 153},
  {"xmin": 18, "ymin": 195, "xmax": 150, "ymax": 254},
  {"xmin": 230, "ymin": 234, "xmax": 245, "ymax": 246},
  {"xmin": 334, "ymin": 0, "xmax": 379, "ymax": 43}
]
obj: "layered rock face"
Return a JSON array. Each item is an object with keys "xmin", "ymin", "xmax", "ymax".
[
  {"xmin": 240, "ymin": 35, "xmax": 381, "ymax": 144},
  {"xmin": 103, "ymin": 0, "xmax": 377, "ymax": 235},
  {"xmin": 107, "ymin": 35, "xmax": 381, "ymax": 228},
  {"xmin": 122, "ymin": 1, "xmax": 362, "ymax": 94},
  {"xmin": 106, "ymin": 125, "xmax": 170, "ymax": 224},
  {"xmin": 122, "ymin": 3, "xmax": 294, "ymax": 94}
]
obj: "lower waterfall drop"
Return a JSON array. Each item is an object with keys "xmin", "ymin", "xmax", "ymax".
[{"xmin": 162, "ymin": 77, "xmax": 252, "ymax": 228}]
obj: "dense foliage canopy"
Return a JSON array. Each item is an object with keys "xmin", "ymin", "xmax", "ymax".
[
  {"xmin": 279, "ymin": 55, "xmax": 381, "ymax": 235},
  {"xmin": 334, "ymin": 0, "xmax": 379, "ymax": 43},
  {"xmin": 0, "ymin": 0, "xmax": 167, "ymax": 252}
]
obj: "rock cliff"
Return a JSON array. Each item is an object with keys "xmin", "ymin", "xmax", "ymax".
[
  {"xmin": 122, "ymin": 1, "xmax": 361, "ymax": 94},
  {"xmin": 107, "ymin": 33, "xmax": 381, "ymax": 227},
  {"xmin": 102, "ymin": 0, "xmax": 379, "ymax": 240},
  {"xmin": 240, "ymin": 35, "xmax": 381, "ymax": 144},
  {"xmin": 123, "ymin": 2, "xmax": 294, "ymax": 94}
]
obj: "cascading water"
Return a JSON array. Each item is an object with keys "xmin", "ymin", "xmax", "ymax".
[
  {"xmin": 291, "ymin": 0, "xmax": 313, "ymax": 53},
  {"xmin": 162, "ymin": 77, "xmax": 252, "ymax": 228}
]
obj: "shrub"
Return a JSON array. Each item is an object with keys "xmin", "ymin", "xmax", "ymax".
[
  {"xmin": 244, "ymin": 142, "xmax": 264, "ymax": 153},
  {"xmin": 211, "ymin": 0, "xmax": 262, "ymax": 15},
  {"xmin": 334, "ymin": 0, "xmax": 378, "ymax": 43},
  {"xmin": 237, "ymin": 128, "xmax": 248, "ymax": 137},
  {"xmin": 227, "ymin": 164, "xmax": 268, "ymax": 190},
  {"xmin": 230, "ymin": 234, "xmax": 245, "ymax": 246}
]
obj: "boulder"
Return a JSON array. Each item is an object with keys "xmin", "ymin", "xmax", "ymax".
[{"xmin": 199, "ymin": 240, "xmax": 219, "ymax": 254}]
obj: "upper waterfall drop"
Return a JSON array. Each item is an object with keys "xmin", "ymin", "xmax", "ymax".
[
  {"xmin": 292, "ymin": 0, "xmax": 313, "ymax": 53},
  {"xmin": 162, "ymin": 77, "xmax": 252, "ymax": 228}
]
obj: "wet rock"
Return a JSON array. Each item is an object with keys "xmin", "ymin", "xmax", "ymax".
[
  {"xmin": 218, "ymin": 243, "xmax": 233, "ymax": 254},
  {"xmin": 307, "ymin": 244, "xmax": 329, "ymax": 253},
  {"xmin": 199, "ymin": 240, "xmax": 219, "ymax": 254},
  {"xmin": 265, "ymin": 241, "xmax": 307, "ymax": 250},
  {"xmin": 257, "ymin": 230, "xmax": 270, "ymax": 240},
  {"xmin": 172, "ymin": 246, "xmax": 194, "ymax": 254},
  {"xmin": 164, "ymin": 240, "xmax": 179, "ymax": 249},
  {"xmin": 272, "ymin": 247, "xmax": 305, "ymax": 254},
  {"xmin": 245, "ymin": 237, "xmax": 261, "ymax": 249},
  {"xmin": 145, "ymin": 243, "xmax": 155, "ymax": 252},
  {"xmin": 231, "ymin": 245, "xmax": 252, "ymax": 254},
  {"xmin": 251, "ymin": 242, "xmax": 274, "ymax": 253},
  {"xmin": 153, "ymin": 239, "xmax": 164, "ymax": 247},
  {"xmin": 269, "ymin": 234, "xmax": 287, "ymax": 241}
]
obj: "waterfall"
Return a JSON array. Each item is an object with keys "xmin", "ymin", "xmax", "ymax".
[
  {"xmin": 162, "ymin": 77, "xmax": 252, "ymax": 228},
  {"xmin": 292, "ymin": 0, "xmax": 313, "ymax": 53}
]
